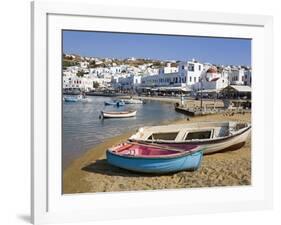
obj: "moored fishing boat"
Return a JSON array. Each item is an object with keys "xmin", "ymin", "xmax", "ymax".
[
  {"xmin": 120, "ymin": 98, "xmax": 143, "ymax": 104},
  {"xmin": 106, "ymin": 142, "xmax": 203, "ymax": 173},
  {"xmin": 100, "ymin": 110, "xmax": 137, "ymax": 119},
  {"xmin": 64, "ymin": 95, "xmax": 92, "ymax": 103},
  {"xmin": 64, "ymin": 96, "xmax": 79, "ymax": 102},
  {"xmin": 77, "ymin": 95, "xmax": 92, "ymax": 103},
  {"xmin": 129, "ymin": 121, "xmax": 251, "ymax": 154},
  {"xmin": 104, "ymin": 101, "xmax": 116, "ymax": 106},
  {"xmin": 104, "ymin": 100, "xmax": 125, "ymax": 106}
]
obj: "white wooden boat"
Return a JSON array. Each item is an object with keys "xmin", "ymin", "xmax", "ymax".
[
  {"xmin": 129, "ymin": 121, "xmax": 251, "ymax": 154},
  {"xmin": 100, "ymin": 110, "xmax": 137, "ymax": 119},
  {"xmin": 120, "ymin": 99, "xmax": 143, "ymax": 104}
]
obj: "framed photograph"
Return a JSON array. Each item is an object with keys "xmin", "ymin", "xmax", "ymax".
[{"xmin": 31, "ymin": 1, "xmax": 273, "ymax": 224}]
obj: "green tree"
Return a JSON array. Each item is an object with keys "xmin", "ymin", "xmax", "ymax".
[
  {"xmin": 62, "ymin": 60, "xmax": 78, "ymax": 69},
  {"xmin": 77, "ymin": 71, "xmax": 85, "ymax": 77}
]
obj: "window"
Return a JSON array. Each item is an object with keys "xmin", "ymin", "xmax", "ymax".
[
  {"xmin": 188, "ymin": 64, "xmax": 194, "ymax": 71},
  {"xmin": 182, "ymin": 65, "xmax": 184, "ymax": 70},
  {"xmin": 185, "ymin": 130, "xmax": 212, "ymax": 140},
  {"xmin": 148, "ymin": 132, "xmax": 179, "ymax": 140},
  {"xmin": 189, "ymin": 76, "xmax": 192, "ymax": 82},
  {"xmin": 194, "ymin": 77, "xmax": 196, "ymax": 82},
  {"xmin": 199, "ymin": 65, "xmax": 201, "ymax": 70}
]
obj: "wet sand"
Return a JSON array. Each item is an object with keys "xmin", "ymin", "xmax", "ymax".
[{"xmin": 63, "ymin": 113, "xmax": 251, "ymax": 194}]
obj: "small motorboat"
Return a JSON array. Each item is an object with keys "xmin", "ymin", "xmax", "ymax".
[
  {"xmin": 129, "ymin": 121, "xmax": 251, "ymax": 154},
  {"xmin": 77, "ymin": 95, "xmax": 92, "ymax": 103},
  {"xmin": 106, "ymin": 142, "xmax": 203, "ymax": 173},
  {"xmin": 80, "ymin": 98, "xmax": 92, "ymax": 103},
  {"xmin": 120, "ymin": 99, "xmax": 143, "ymax": 104},
  {"xmin": 100, "ymin": 110, "xmax": 137, "ymax": 119},
  {"xmin": 104, "ymin": 100, "xmax": 125, "ymax": 107},
  {"xmin": 64, "ymin": 96, "xmax": 78, "ymax": 102},
  {"xmin": 64, "ymin": 95, "xmax": 92, "ymax": 103},
  {"xmin": 116, "ymin": 100, "xmax": 125, "ymax": 107},
  {"xmin": 104, "ymin": 101, "xmax": 116, "ymax": 106}
]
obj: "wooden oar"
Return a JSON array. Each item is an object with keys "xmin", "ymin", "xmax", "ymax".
[{"xmin": 129, "ymin": 141, "xmax": 198, "ymax": 153}]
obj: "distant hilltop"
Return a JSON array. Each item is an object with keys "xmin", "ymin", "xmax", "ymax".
[
  {"xmin": 63, "ymin": 53, "xmax": 251, "ymax": 70},
  {"xmin": 63, "ymin": 53, "xmax": 178, "ymax": 69}
]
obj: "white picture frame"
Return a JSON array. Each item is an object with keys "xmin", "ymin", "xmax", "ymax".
[{"xmin": 31, "ymin": 1, "xmax": 274, "ymax": 224}]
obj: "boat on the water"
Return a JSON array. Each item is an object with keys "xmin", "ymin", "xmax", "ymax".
[
  {"xmin": 100, "ymin": 110, "xmax": 137, "ymax": 119},
  {"xmin": 77, "ymin": 95, "xmax": 92, "ymax": 103},
  {"xmin": 129, "ymin": 121, "xmax": 251, "ymax": 154},
  {"xmin": 106, "ymin": 142, "xmax": 203, "ymax": 173},
  {"xmin": 64, "ymin": 96, "xmax": 79, "ymax": 102},
  {"xmin": 104, "ymin": 100, "xmax": 125, "ymax": 107},
  {"xmin": 120, "ymin": 98, "xmax": 143, "ymax": 104},
  {"xmin": 64, "ymin": 95, "xmax": 92, "ymax": 103},
  {"xmin": 104, "ymin": 101, "xmax": 116, "ymax": 106}
]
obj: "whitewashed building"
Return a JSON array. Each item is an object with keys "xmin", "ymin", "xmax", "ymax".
[
  {"xmin": 79, "ymin": 61, "xmax": 89, "ymax": 69},
  {"xmin": 186, "ymin": 60, "xmax": 204, "ymax": 86},
  {"xmin": 116, "ymin": 75, "xmax": 142, "ymax": 90},
  {"xmin": 139, "ymin": 60, "xmax": 203, "ymax": 89},
  {"xmin": 63, "ymin": 75, "xmax": 94, "ymax": 91},
  {"xmin": 164, "ymin": 63, "xmax": 179, "ymax": 74},
  {"xmin": 228, "ymin": 69, "xmax": 244, "ymax": 85},
  {"xmin": 89, "ymin": 67, "xmax": 110, "ymax": 76},
  {"xmin": 228, "ymin": 68, "xmax": 251, "ymax": 86},
  {"xmin": 243, "ymin": 69, "xmax": 252, "ymax": 86},
  {"xmin": 193, "ymin": 66, "xmax": 228, "ymax": 91}
]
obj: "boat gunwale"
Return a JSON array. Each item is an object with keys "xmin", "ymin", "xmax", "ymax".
[
  {"xmin": 102, "ymin": 110, "xmax": 136, "ymax": 115},
  {"xmin": 129, "ymin": 123, "xmax": 251, "ymax": 145},
  {"xmin": 107, "ymin": 145, "xmax": 202, "ymax": 160}
]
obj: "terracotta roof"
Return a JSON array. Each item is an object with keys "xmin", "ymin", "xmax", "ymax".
[{"xmin": 206, "ymin": 66, "xmax": 218, "ymax": 73}]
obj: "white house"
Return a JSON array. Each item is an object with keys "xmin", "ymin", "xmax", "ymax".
[
  {"xmin": 228, "ymin": 68, "xmax": 251, "ymax": 86},
  {"xmin": 63, "ymin": 75, "xmax": 94, "ymax": 91},
  {"xmin": 192, "ymin": 66, "xmax": 229, "ymax": 91},
  {"xmin": 89, "ymin": 67, "xmax": 110, "ymax": 76},
  {"xmin": 186, "ymin": 60, "xmax": 204, "ymax": 86},
  {"xmin": 164, "ymin": 63, "xmax": 179, "ymax": 74},
  {"xmin": 117, "ymin": 74, "xmax": 142, "ymax": 91},
  {"xmin": 243, "ymin": 69, "xmax": 252, "ymax": 86},
  {"xmin": 140, "ymin": 61, "xmax": 188, "ymax": 88},
  {"xmin": 79, "ymin": 61, "xmax": 89, "ymax": 69},
  {"xmin": 138, "ymin": 60, "xmax": 205, "ymax": 89}
]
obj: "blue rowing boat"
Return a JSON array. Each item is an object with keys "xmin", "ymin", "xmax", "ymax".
[
  {"xmin": 64, "ymin": 96, "xmax": 78, "ymax": 102},
  {"xmin": 106, "ymin": 142, "xmax": 203, "ymax": 174}
]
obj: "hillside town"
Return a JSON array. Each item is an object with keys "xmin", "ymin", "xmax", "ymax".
[
  {"xmin": 62, "ymin": 30, "xmax": 253, "ymax": 194},
  {"xmin": 62, "ymin": 53, "xmax": 251, "ymax": 98}
]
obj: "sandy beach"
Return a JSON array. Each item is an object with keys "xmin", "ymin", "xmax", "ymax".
[{"xmin": 63, "ymin": 111, "xmax": 251, "ymax": 194}]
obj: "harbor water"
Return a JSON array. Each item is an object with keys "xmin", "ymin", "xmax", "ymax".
[{"xmin": 63, "ymin": 96, "xmax": 186, "ymax": 168}]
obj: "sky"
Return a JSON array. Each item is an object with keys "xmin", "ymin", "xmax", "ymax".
[{"xmin": 63, "ymin": 30, "xmax": 251, "ymax": 66}]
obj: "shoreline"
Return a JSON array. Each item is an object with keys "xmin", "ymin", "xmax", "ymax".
[
  {"xmin": 63, "ymin": 112, "xmax": 251, "ymax": 194},
  {"xmin": 131, "ymin": 95, "xmax": 225, "ymax": 107}
]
